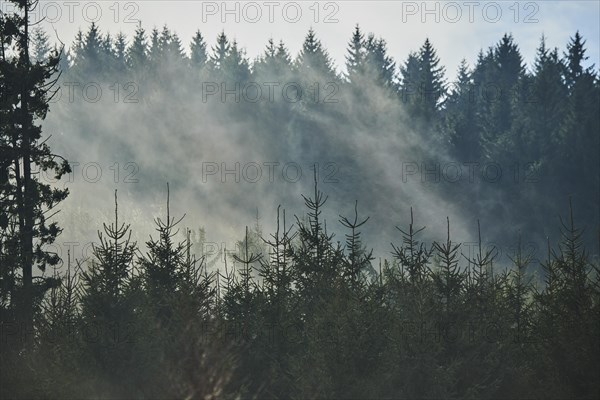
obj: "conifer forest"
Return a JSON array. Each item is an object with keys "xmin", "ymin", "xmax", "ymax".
[{"xmin": 1, "ymin": 1, "xmax": 599, "ymax": 398}]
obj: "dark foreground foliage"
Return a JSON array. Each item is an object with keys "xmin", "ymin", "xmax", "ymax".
[{"xmin": 2, "ymin": 183, "xmax": 599, "ymax": 399}]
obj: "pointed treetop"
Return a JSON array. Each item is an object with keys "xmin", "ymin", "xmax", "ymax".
[
  {"xmin": 210, "ymin": 31, "xmax": 230, "ymax": 68},
  {"xmin": 264, "ymin": 37, "xmax": 277, "ymax": 58},
  {"xmin": 296, "ymin": 27, "xmax": 335, "ymax": 77},
  {"xmin": 564, "ymin": 31, "xmax": 593, "ymax": 87},
  {"xmin": 190, "ymin": 30, "xmax": 208, "ymax": 67},
  {"xmin": 494, "ymin": 33, "xmax": 525, "ymax": 79},
  {"xmin": 276, "ymin": 40, "xmax": 291, "ymax": 63},
  {"xmin": 127, "ymin": 22, "xmax": 148, "ymax": 69},
  {"xmin": 345, "ymin": 24, "xmax": 366, "ymax": 79}
]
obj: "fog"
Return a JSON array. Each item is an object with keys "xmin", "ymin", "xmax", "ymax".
[{"xmin": 37, "ymin": 26, "xmax": 592, "ymax": 273}]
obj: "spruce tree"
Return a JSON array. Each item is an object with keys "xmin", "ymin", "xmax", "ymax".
[
  {"xmin": 345, "ymin": 25, "xmax": 366, "ymax": 83},
  {"xmin": 223, "ymin": 39, "xmax": 250, "ymax": 83},
  {"xmin": 400, "ymin": 39, "xmax": 445, "ymax": 124},
  {"xmin": 114, "ymin": 32, "xmax": 128, "ymax": 73},
  {"xmin": 506, "ymin": 233, "xmax": 534, "ymax": 337},
  {"xmin": 290, "ymin": 168, "xmax": 342, "ymax": 306},
  {"xmin": 522, "ymin": 36, "xmax": 567, "ymax": 164},
  {"xmin": 295, "ymin": 28, "xmax": 337, "ymax": 81},
  {"xmin": 564, "ymin": 31, "xmax": 589, "ymax": 90},
  {"xmin": 391, "ymin": 207, "xmax": 432, "ymax": 285},
  {"xmin": 78, "ymin": 190, "xmax": 140, "ymax": 396},
  {"xmin": 339, "ymin": 200, "xmax": 374, "ymax": 289},
  {"xmin": 139, "ymin": 185, "xmax": 186, "ymax": 324},
  {"xmin": 166, "ymin": 32, "xmax": 187, "ymax": 63},
  {"xmin": 101, "ymin": 32, "xmax": 114, "ymax": 63},
  {"xmin": 431, "ymin": 217, "xmax": 462, "ymax": 312},
  {"xmin": 558, "ymin": 32, "xmax": 599, "ymax": 209},
  {"xmin": 190, "ymin": 30, "xmax": 208, "ymax": 69},
  {"xmin": 544, "ymin": 200, "xmax": 600, "ymax": 397},
  {"xmin": 399, "ymin": 51, "xmax": 422, "ymax": 112},
  {"xmin": 442, "ymin": 59, "xmax": 480, "ymax": 159},
  {"xmin": 364, "ymin": 34, "xmax": 396, "ymax": 90},
  {"xmin": 31, "ymin": 27, "xmax": 51, "ymax": 64},
  {"xmin": 80, "ymin": 191, "xmax": 136, "ymax": 308},
  {"xmin": 254, "ymin": 38, "xmax": 292, "ymax": 80},
  {"xmin": 276, "ymin": 40, "xmax": 292, "ymax": 67},
  {"xmin": 210, "ymin": 31, "xmax": 230, "ymax": 72},
  {"xmin": 260, "ymin": 205, "xmax": 295, "ymax": 303},
  {"xmin": 127, "ymin": 23, "xmax": 148, "ymax": 73},
  {"xmin": 418, "ymin": 38, "xmax": 446, "ymax": 122},
  {"xmin": 480, "ymin": 34, "xmax": 525, "ymax": 160},
  {"xmin": 69, "ymin": 29, "xmax": 85, "ymax": 67},
  {"xmin": 158, "ymin": 25, "xmax": 171, "ymax": 55},
  {"xmin": 76, "ymin": 22, "xmax": 103, "ymax": 75},
  {"xmin": 0, "ymin": 0, "xmax": 70, "ymax": 350}
]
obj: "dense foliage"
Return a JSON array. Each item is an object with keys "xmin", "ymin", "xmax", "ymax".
[
  {"xmin": 2, "ymin": 179, "xmax": 599, "ymax": 399},
  {"xmin": 42, "ymin": 22, "xmax": 600, "ymax": 252},
  {"xmin": 1, "ymin": 4, "xmax": 599, "ymax": 399}
]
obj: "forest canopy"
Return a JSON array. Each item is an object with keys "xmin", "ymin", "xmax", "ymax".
[{"xmin": 1, "ymin": 2, "xmax": 599, "ymax": 398}]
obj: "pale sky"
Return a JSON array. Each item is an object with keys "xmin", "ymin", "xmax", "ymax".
[{"xmin": 6, "ymin": 0, "xmax": 600, "ymax": 79}]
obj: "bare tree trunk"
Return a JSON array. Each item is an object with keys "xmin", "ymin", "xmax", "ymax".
[{"xmin": 19, "ymin": 1, "xmax": 34, "ymax": 347}]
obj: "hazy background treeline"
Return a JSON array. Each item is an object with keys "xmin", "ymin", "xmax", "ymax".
[{"xmin": 34, "ymin": 22, "xmax": 600, "ymax": 265}]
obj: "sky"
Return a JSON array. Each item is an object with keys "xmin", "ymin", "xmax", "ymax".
[{"xmin": 5, "ymin": 0, "xmax": 599, "ymax": 79}]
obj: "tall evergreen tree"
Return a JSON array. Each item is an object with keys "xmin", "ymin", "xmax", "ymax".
[
  {"xmin": 442, "ymin": 59, "xmax": 480, "ymax": 159},
  {"xmin": 223, "ymin": 39, "xmax": 250, "ymax": 82},
  {"xmin": 289, "ymin": 169, "xmax": 343, "ymax": 307},
  {"xmin": 56, "ymin": 46, "xmax": 70, "ymax": 74},
  {"xmin": 399, "ymin": 51, "xmax": 421, "ymax": 106},
  {"xmin": 431, "ymin": 218, "xmax": 462, "ymax": 312},
  {"xmin": 165, "ymin": 32, "xmax": 186, "ymax": 62},
  {"xmin": 364, "ymin": 34, "xmax": 396, "ymax": 90},
  {"xmin": 76, "ymin": 22, "xmax": 103, "ymax": 74},
  {"xmin": 79, "ymin": 191, "xmax": 140, "ymax": 396},
  {"xmin": 339, "ymin": 201, "xmax": 374, "ymax": 288},
  {"xmin": 148, "ymin": 27, "xmax": 162, "ymax": 70},
  {"xmin": 276, "ymin": 40, "xmax": 292, "ymax": 66},
  {"xmin": 558, "ymin": 32, "xmax": 599, "ymax": 207},
  {"xmin": 480, "ymin": 34, "xmax": 525, "ymax": 160},
  {"xmin": 399, "ymin": 39, "xmax": 445, "ymax": 125},
  {"xmin": 210, "ymin": 31, "xmax": 230, "ymax": 71},
  {"xmin": 254, "ymin": 38, "xmax": 292, "ymax": 80},
  {"xmin": 519, "ymin": 36, "xmax": 567, "ymax": 164},
  {"xmin": 127, "ymin": 23, "xmax": 148, "ymax": 73},
  {"xmin": 70, "ymin": 29, "xmax": 85, "ymax": 65},
  {"xmin": 114, "ymin": 32, "xmax": 128, "ymax": 73},
  {"xmin": 564, "ymin": 31, "xmax": 590, "ymax": 90},
  {"xmin": 81, "ymin": 191, "xmax": 136, "ymax": 307},
  {"xmin": 30, "ymin": 27, "xmax": 51, "ymax": 64},
  {"xmin": 158, "ymin": 25, "xmax": 171, "ymax": 55},
  {"xmin": 101, "ymin": 32, "xmax": 114, "ymax": 60},
  {"xmin": 190, "ymin": 30, "xmax": 208, "ymax": 69},
  {"xmin": 0, "ymin": 0, "xmax": 70, "ymax": 349},
  {"xmin": 418, "ymin": 38, "xmax": 446, "ymax": 122},
  {"xmin": 295, "ymin": 28, "xmax": 336, "ymax": 80},
  {"xmin": 139, "ymin": 186, "xmax": 187, "ymax": 324},
  {"xmin": 345, "ymin": 25, "xmax": 366, "ymax": 83}
]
